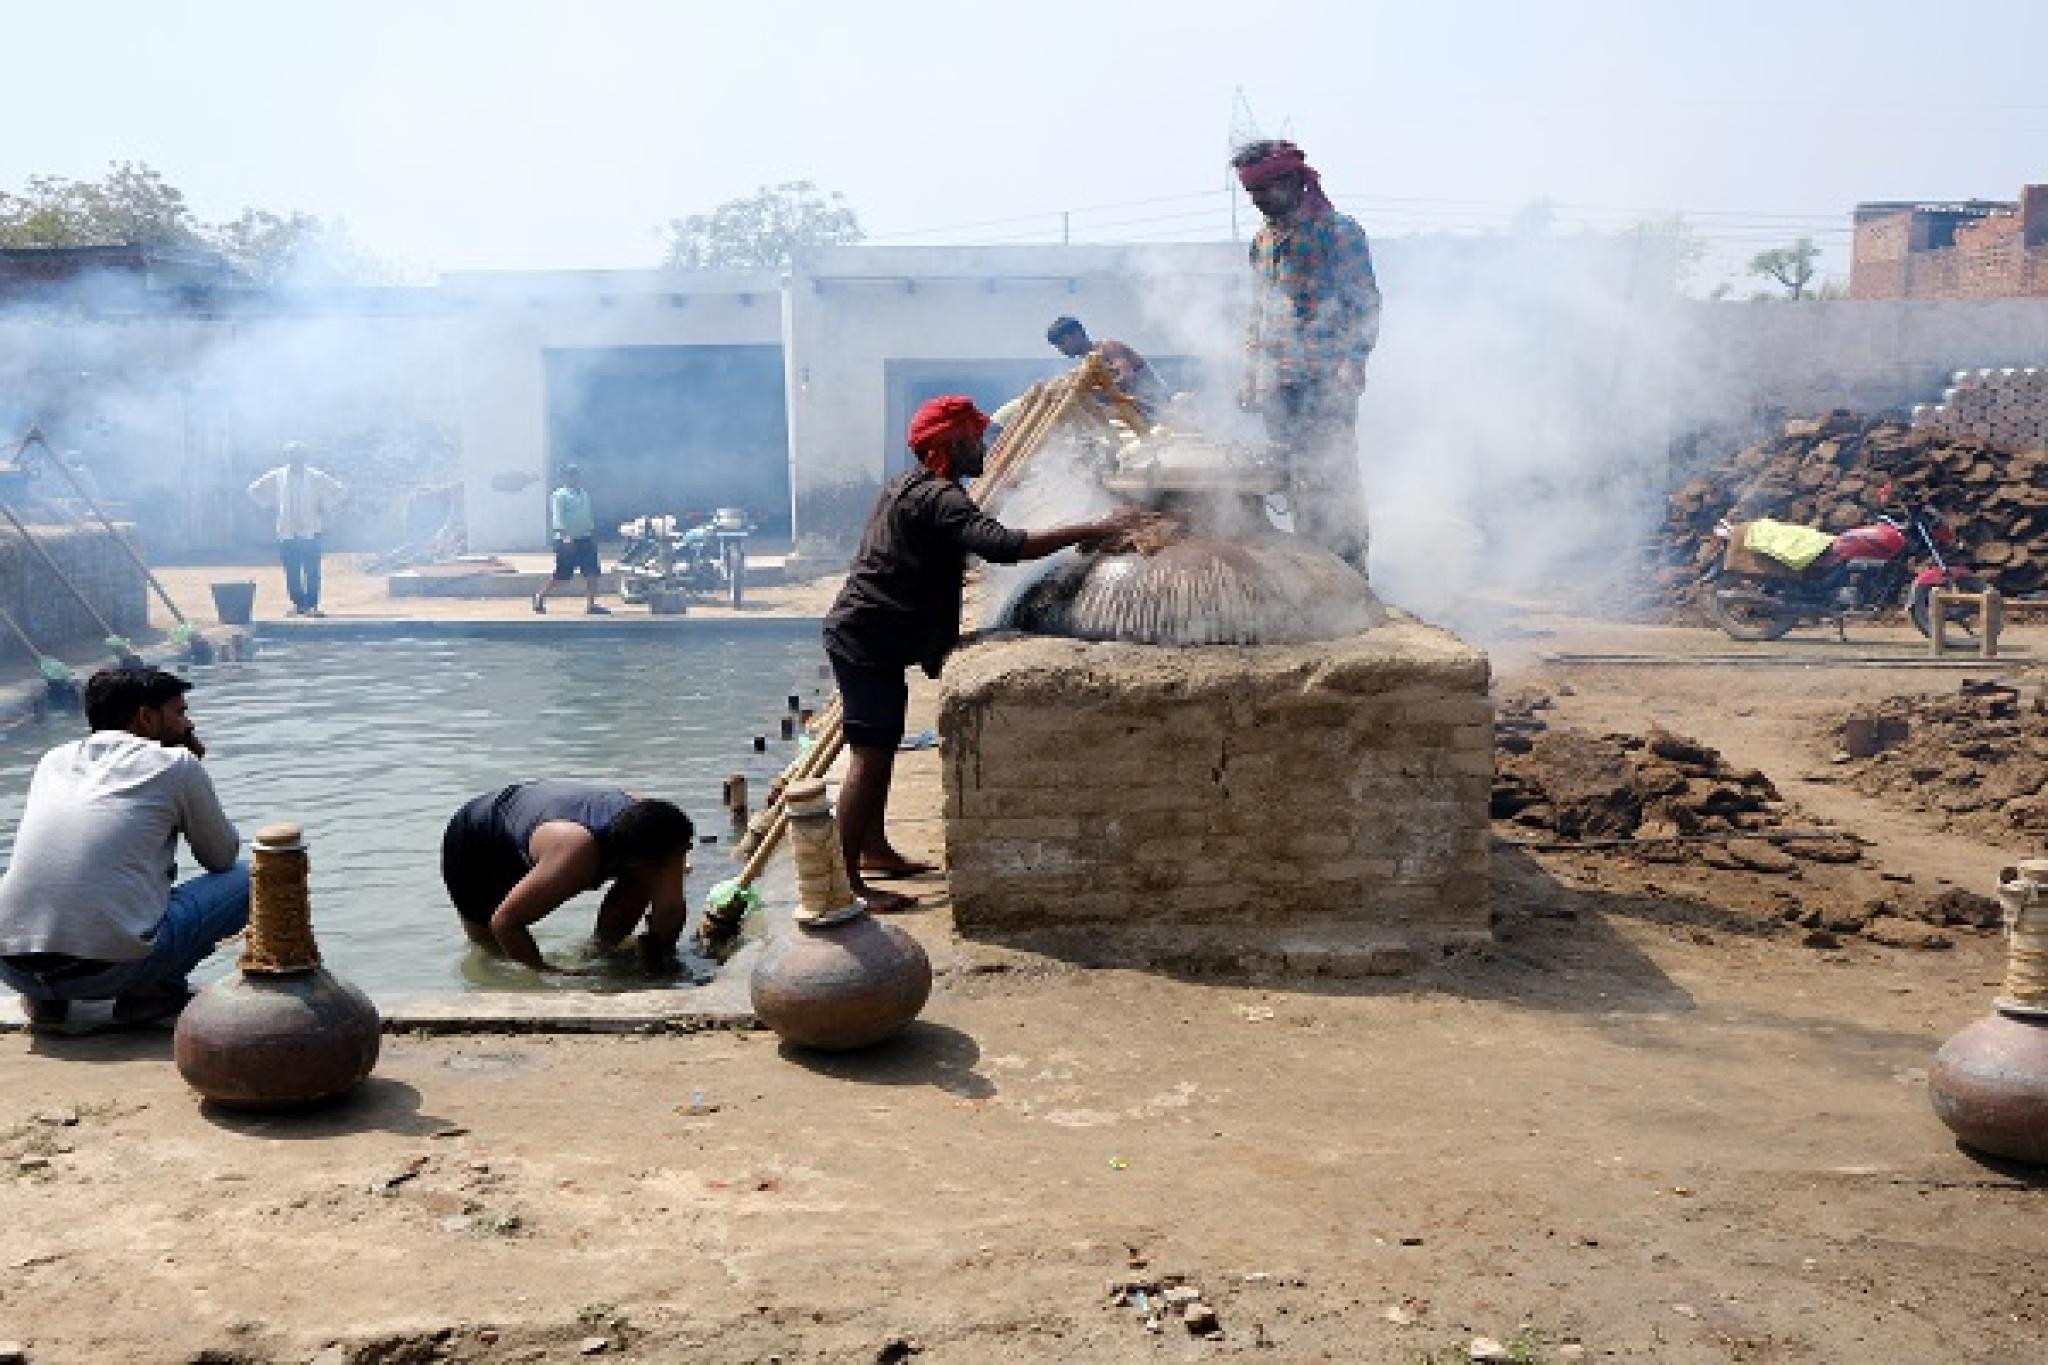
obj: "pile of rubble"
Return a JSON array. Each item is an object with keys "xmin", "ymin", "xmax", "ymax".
[
  {"xmin": 1654, "ymin": 410, "xmax": 2048, "ymax": 610},
  {"xmin": 1494, "ymin": 694, "xmax": 1864, "ymax": 866},
  {"xmin": 1828, "ymin": 677, "xmax": 2048, "ymax": 844},
  {"xmin": 1494, "ymin": 694, "xmax": 2009, "ymax": 948}
]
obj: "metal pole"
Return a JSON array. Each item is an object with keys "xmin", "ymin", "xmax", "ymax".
[{"xmin": 15, "ymin": 428, "xmax": 189, "ymax": 626}]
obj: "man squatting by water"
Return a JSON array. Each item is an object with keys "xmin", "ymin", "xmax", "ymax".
[
  {"xmin": 0, "ymin": 668, "xmax": 248, "ymax": 1032},
  {"xmin": 823, "ymin": 397, "xmax": 1141, "ymax": 913},
  {"xmin": 1233, "ymin": 139, "xmax": 1382, "ymax": 576},
  {"xmin": 441, "ymin": 780, "xmax": 693, "ymax": 973}
]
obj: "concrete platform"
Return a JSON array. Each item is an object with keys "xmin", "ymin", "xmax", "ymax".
[{"xmin": 0, "ymin": 943, "xmax": 765, "ymax": 1037}]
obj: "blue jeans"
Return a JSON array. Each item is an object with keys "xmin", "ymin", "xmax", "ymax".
[
  {"xmin": 279, "ymin": 536, "xmax": 323, "ymax": 611},
  {"xmin": 0, "ymin": 864, "xmax": 251, "ymax": 1004}
]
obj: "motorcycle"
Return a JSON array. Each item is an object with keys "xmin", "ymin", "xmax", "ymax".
[
  {"xmin": 1700, "ymin": 491, "xmax": 1987, "ymax": 642},
  {"xmin": 616, "ymin": 507, "xmax": 752, "ymax": 610}
]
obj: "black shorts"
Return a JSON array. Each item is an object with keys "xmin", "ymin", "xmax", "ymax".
[
  {"xmin": 552, "ymin": 535, "xmax": 601, "ymax": 580},
  {"xmin": 828, "ymin": 651, "xmax": 909, "ymax": 751},
  {"xmin": 440, "ymin": 800, "xmax": 528, "ymax": 925}
]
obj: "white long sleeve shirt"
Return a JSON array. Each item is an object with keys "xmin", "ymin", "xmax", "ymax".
[
  {"xmin": 247, "ymin": 464, "xmax": 345, "ymax": 539},
  {"xmin": 0, "ymin": 733, "xmax": 241, "ymax": 961}
]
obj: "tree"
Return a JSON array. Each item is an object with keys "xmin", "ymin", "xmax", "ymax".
[
  {"xmin": 0, "ymin": 161, "xmax": 203, "ymax": 249},
  {"xmin": 1749, "ymin": 237, "xmax": 1821, "ymax": 300},
  {"xmin": 661, "ymin": 181, "xmax": 863, "ymax": 270},
  {"xmin": 0, "ymin": 162, "xmax": 390, "ymax": 286},
  {"xmin": 212, "ymin": 209, "xmax": 386, "ymax": 286}
]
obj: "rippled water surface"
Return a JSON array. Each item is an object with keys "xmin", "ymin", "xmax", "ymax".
[{"xmin": 0, "ymin": 628, "xmax": 829, "ymax": 994}]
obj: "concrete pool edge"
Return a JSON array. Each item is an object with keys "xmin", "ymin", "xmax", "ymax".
[
  {"xmin": 252, "ymin": 615, "xmax": 825, "ymax": 641},
  {"xmin": 1, "ymin": 941, "xmax": 768, "ymax": 1037}
]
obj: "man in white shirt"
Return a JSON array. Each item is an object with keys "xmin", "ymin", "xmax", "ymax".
[
  {"xmin": 247, "ymin": 440, "xmax": 346, "ymax": 617},
  {"xmin": 0, "ymin": 668, "xmax": 248, "ymax": 1033}
]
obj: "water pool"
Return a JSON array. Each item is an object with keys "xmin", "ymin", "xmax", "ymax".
[{"xmin": 0, "ymin": 627, "xmax": 831, "ymax": 995}]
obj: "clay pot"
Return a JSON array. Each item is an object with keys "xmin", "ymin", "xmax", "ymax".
[
  {"xmin": 1927, "ymin": 858, "xmax": 2048, "ymax": 1166},
  {"xmin": 750, "ymin": 914, "xmax": 932, "ymax": 1052},
  {"xmin": 1929, "ymin": 1010, "xmax": 2048, "ymax": 1165},
  {"xmin": 172, "ymin": 822, "xmax": 381, "ymax": 1110},
  {"xmin": 174, "ymin": 969, "xmax": 382, "ymax": 1110}
]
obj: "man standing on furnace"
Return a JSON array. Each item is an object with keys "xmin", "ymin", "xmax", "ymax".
[{"xmin": 1233, "ymin": 139, "xmax": 1382, "ymax": 576}]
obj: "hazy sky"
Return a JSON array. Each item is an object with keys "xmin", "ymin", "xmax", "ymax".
[{"xmin": 5, "ymin": 0, "xmax": 2044, "ymax": 288}]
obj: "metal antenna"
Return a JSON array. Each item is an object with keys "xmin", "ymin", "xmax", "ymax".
[{"xmin": 1228, "ymin": 87, "xmax": 1263, "ymax": 243}]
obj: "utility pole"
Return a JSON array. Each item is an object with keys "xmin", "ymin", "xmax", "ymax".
[{"xmin": 1062, "ymin": 210, "xmax": 1071, "ymax": 246}]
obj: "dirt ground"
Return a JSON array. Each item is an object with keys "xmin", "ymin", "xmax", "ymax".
[{"xmin": 3, "ymin": 599, "xmax": 2047, "ymax": 1364}]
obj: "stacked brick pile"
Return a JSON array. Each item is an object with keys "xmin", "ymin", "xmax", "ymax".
[
  {"xmin": 1914, "ymin": 368, "xmax": 2048, "ymax": 451},
  {"xmin": 1655, "ymin": 410, "xmax": 2048, "ymax": 609}
]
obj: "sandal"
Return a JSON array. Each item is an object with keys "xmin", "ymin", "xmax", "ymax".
[{"xmin": 110, "ymin": 986, "xmax": 196, "ymax": 1029}]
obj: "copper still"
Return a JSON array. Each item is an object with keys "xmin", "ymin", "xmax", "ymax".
[
  {"xmin": 1928, "ymin": 858, "xmax": 2048, "ymax": 1165},
  {"xmin": 173, "ymin": 824, "xmax": 382, "ymax": 1110},
  {"xmin": 749, "ymin": 779, "xmax": 932, "ymax": 1051}
]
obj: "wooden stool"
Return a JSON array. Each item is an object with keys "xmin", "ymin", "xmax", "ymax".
[{"xmin": 1927, "ymin": 587, "xmax": 2005, "ymax": 658}]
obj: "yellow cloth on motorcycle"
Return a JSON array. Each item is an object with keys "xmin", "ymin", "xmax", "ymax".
[{"xmin": 1743, "ymin": 518, "xmax": 1836, "ymax": 571}]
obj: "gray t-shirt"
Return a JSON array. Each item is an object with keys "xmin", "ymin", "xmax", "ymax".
[{"xmin": 0, "ymin": 732, "xmax": 241, "ymax": 962}]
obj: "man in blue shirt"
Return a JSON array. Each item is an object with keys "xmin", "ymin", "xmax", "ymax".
[{"xmin": 533, "ymin": 463, "xmax": 610, "ymax": 615}]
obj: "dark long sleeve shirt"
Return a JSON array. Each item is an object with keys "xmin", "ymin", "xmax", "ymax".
[{"xmin": 823, "ymin": 470, "xmax": 1028, "ymax": 677}]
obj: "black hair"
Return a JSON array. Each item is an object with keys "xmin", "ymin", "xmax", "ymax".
[
  {"xmin": 1230, "ymin": 139, "xmax": 1293, "ymax": 170},
  {"xmin": 1046, "ymin": 316, "xmax": 1087, "ymax": 346},
  {"xmin": 608, "ymin": 798, "xmax": 694, "ymax": 866},
  {"xmin": 85, "ymin": 667, "xmax": 191, "ymax": 733}
]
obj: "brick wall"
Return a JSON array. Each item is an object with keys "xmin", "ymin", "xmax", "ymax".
[
  {"xmin": 1850, "ymin": 212, "xmax": 1912, "ymax": 300},
  {"xmin": 0, "ymin": 524, "xmax": 149, "ymax": 660},
  {"xmin": 1851, "ymin": 191, "xmax": 2048, "ymax": 301},
  {"xmin": 938, "ymin": 624, "xmax": 1493, "ymax": 975}
]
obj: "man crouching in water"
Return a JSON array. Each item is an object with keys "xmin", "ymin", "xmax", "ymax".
[
  {"xmin": 441, "ymin": 780, "xmax": 693, "ymax": 973},
  {"xmin": 822, "ymin": 396, "xmax": 1140, "ymax": 913}
]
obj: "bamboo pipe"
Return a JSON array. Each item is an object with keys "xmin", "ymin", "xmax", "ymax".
[
  {"xmin": 0, "ymin": 600, "xmax": 47, "ymax": 660},
  {"xmin": 14, "ymin": 428, "xmax": 188, "ymax": 627},
  {"xmin": 735, "ymin": 696, "xmax": 844, "ymax": 856},
  {"xmin": 734, "ymin": 724, "xmax": 846, "ymax": 889}
]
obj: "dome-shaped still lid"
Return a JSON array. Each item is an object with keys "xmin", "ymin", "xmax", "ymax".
[{"xmin": 1003, "ymin": 533, "xmax": 1387, "ymax": 646}]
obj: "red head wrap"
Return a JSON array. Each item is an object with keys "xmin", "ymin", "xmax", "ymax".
[
  {"xmin": 1236, "ymin": 141, "xmax": 1335, "ymax": 216},
  {"xmin": 907, "ymin": 395, "xmax": 990, "ymax": 480}
]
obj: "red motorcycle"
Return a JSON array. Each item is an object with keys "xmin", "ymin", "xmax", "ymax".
[{"xmin": 1701, "ymin": 491, "xmax": 1987, "ymax": 642}]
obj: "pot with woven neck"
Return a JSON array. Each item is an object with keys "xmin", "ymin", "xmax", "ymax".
[
  {"xmin": 748, "ymin": 780, "xmax": 931, "ymax": 1050},
  {"xmin": 1928, "ymin": 858, "xmax": 2048, "ymax": 1165},
  {"xmin": 173, "ymin": 823, "xmax": 381, "ymax": 1110}
]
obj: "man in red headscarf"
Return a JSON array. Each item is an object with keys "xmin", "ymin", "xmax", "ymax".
[
  {"xmin": 821, "ymin": 396, "xmax": 1138, "ymax": 912},
  {"xmin": 1232, "ymin": 139, "xmax": 1382, "ymax": 575}
]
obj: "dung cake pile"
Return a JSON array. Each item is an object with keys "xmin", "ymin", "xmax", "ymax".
[
  {"xmin": 1654, "ymin": 410, "xmax": 2048, "ymax": 610},
  {"xmin": 1494, "ymin": 693, "xmax": 1863, "ymax": 868},
  {"xmin": 1828, "ymin": 677, "xmax": 2048, "ymax": 844}
]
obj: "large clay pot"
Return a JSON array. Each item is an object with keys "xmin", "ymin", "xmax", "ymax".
[
  {"xmin": 750, "ymin": 914, "xmax": 932, "ymax": 1052},
  {"xmin": 174, "ymin": 969, "xmax": 382, "ymax": 1110},
  {"xmin": 1928, "ymin": 859, "xmax": 2048, "ymax": 1165},
  {"xmin": 172, "ymin": 823, "xmax": 381, "ymax": 1110}
]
